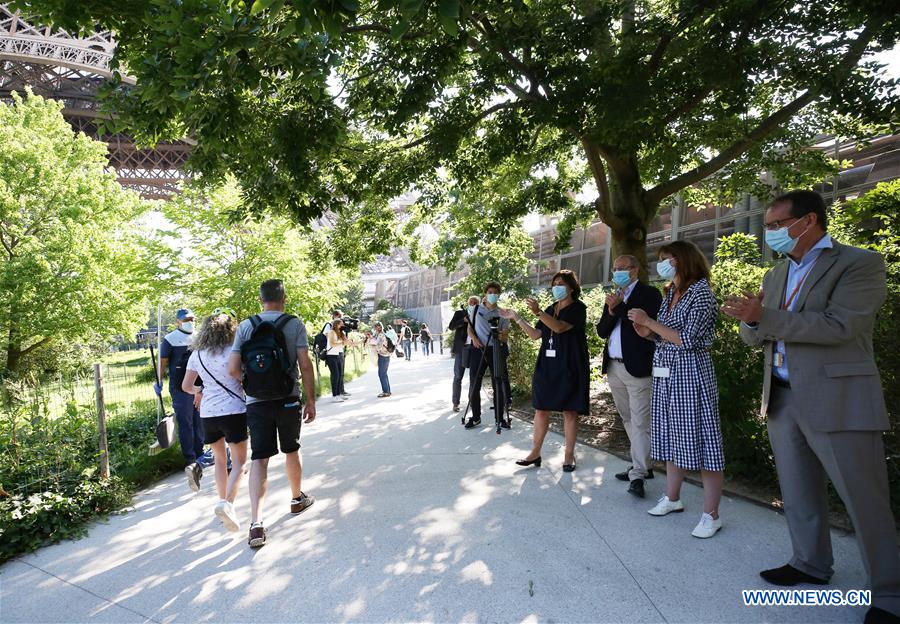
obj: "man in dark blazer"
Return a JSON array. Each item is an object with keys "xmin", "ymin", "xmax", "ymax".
[
  {"xmin": 725, "ymin": 190, "xmax": 900, "ymax": 624},
  {"xmin": 448, "ymin": 296, "xmax": 479, "ymax": 412},
  {"xmin": 597, "ymin": 255, "xmax": 663, "ymax": 498}
]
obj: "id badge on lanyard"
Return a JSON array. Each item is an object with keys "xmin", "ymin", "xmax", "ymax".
[{"xmin": 545, "ymin": 336, "xmax": 556, "ymax": 358}]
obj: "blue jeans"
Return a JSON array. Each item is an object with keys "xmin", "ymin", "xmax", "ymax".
[
  {"xmin": 402, "ymin": 340, "xmax": 412, "ymax": 360},
  {"xmin": 171, "ymin": 390, "xmax": 204, "ymax": 463},
  {"xmin": 422, "ymin": 341, "xmax": 431, "ymax": 356},
  {"xmin": 377, "ymin": 355, "xmax": 391, "ymax": 393}
]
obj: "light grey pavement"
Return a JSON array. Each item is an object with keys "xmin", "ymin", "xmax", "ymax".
[{"xmin": 0, "ymin": 354, "xmax": 872, "ymax": 623}]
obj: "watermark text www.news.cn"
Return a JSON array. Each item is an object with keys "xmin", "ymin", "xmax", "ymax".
[{"xmin": 743, "ymin": 589, "xmax": 871, "ymax": 607}]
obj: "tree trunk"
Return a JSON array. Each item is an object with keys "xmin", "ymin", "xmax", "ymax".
[
  {"xmin": 604, "ymin": 154, "xmax": 660, "ymax": 281},
  {"xmin": 5, "ymin": 343, "xmax": 21, "ymax": 375}
]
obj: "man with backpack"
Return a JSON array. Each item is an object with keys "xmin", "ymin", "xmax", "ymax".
[
  {"xmin": 228, "ymin": 280, "xmax": 317, "ymax": 549},
  {"xmin": 399, "ymin": 320, "xmax": 413, "ymax": 360},
  {"xmin": 157, "ymin": 308, "xmax": 208, "ymax": 475}
]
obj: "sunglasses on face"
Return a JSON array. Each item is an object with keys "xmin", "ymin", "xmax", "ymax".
[{"xmin": 212, "ymin": 307, "xmax": 237, "ymax": 319}]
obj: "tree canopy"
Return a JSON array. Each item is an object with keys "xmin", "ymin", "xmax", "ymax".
[
  {"xmin": 0, "ymin": 91, "xmax": 152, "ymax": 374},
  {"xmin": 159, "ymin": 178, "xmax": 357, "ymax": 325},
  {"xmin": 23, "ymin": 0, "xmax": 900, "ymax": 268}
]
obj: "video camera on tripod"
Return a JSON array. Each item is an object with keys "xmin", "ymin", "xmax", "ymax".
[
  {"xmin": 461, "ymin": 313, "xmax": 511, "ymax": 434},
  {"xmin": 342, "ymin": 317, "xmax": 360, "ymax": 331}
]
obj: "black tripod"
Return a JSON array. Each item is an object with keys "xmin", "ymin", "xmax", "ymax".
[{"xmin": 460, "ymin": 322, "xmax": 510, "ymax": 434}]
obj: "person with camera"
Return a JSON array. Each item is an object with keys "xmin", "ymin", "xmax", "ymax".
[
  {"xmin": 228, "ymin": 279, "xmax": 316, "ymax": 549},
  {"xmin": 181, "ymin": 308, "xmax": 247, "ymax": 532},
  {"xmin": 325, "ymin": 318, "xmax": 351, "ymax": 402},
  {"xmin": 596, "ymin": 255, "xmax": 663, "ymax": 498},
  {"xmin": 371, "ymin": 322, "xmax": 392, "ymax": 397},
  {"xmin": 448, "ymin": 296, "xmax": 479, "ymax": 412},
  {"xmin": 501, "ymin": 270, "xmax": 589, "ymax": 472},
  {"xmin": 322, "ymin": 310, "xmax": 354, "ymax": 398},
  {"xmin": 463, "ymin": 282, "xmax": 511, "ymax": 430}
]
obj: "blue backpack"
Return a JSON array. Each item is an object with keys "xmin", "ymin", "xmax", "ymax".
[{"xmin": 240, "ymin": 314, "xmax": 296, "ymax": 399}]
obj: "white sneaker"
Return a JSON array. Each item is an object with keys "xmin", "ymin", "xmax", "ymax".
[
  {"xmin": 214, "ymin": 500, "xmax": 241, "ymax": 532},
  {"xmin": 647, "ymin": 495, "xmax": 684, "ymax": 516},
  {"xmin": 332, "ymin": 395, "xmax": 346, "ymax": 402},
  {"xmin": 691, "ymin": 512, "xmax": 722, "ymax": 538}
]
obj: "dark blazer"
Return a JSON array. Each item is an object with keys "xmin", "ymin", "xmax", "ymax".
[
  {"xmin": 596, "ymin": 281, "xmax": 663, "ymax": 378},
  {"xmin": 447, "ymin": 308, "xmax": 469, "ymax": 356}
]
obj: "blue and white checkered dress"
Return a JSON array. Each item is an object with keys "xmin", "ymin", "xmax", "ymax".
[{"xmin": 650, "ymin": 279, "xmax": 724, "ymax": 471}]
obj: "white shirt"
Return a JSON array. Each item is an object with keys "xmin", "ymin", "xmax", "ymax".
[
  {"xmin": 607, "ymin": 280, "xmax": 639, "ymax": 359},
  {"xmin": 186, "ymin": 348, "xmax": 246, "ymax": 418}
]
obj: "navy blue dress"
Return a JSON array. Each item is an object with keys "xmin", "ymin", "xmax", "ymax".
[{"xmin": 532, "ymin": 300, "xmax": 591, "ymax": 415}]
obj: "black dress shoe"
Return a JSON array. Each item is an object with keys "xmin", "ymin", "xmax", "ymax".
[
  {"xmin": 515, "ymin": 456, "xmax": 541, "ymax": 468},
  {"xmin": 562, "ymin": 463, "xmax": 576, "ymax": 473},
  {"xmin": 615, "ymin": 467, "xmax": 655, "ymax": 481},
  {"xmin": 500, "ymin": 418, "xmax": 511, "ymax": 429},
  {"xmin": 628, "ymin": 478, "xmax": 645, "ymax": 498},
  {"xmin": 759, "ymin": 564, "xmax": 829, "ymax": 586},
  {"xmin": 866, "ymin": 607, "xmax": 900, "ymax": 624},
  {"xmin": 464, "ymin": 417, "xmax": 481, "ymax": 429},
  {"xmin": 452, "ymin": 404, "xmax": 460, "ymax": 412}
]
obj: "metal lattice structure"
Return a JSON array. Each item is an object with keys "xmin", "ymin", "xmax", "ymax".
[{"xmin": 0, "ymin": 3, "xmax": 190, "ymax": 200}]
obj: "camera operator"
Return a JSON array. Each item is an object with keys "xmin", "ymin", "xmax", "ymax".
[
  {"xmin": 463, "ymin": 282, "xmax": 511, "ymax": 430},
  {"xmin": 323, "ymin": 310, "xmax": 353, "ymax": 398},
  {"xmin": 448, "ymin": 296, "xmax": 479, "ymax": 412}
]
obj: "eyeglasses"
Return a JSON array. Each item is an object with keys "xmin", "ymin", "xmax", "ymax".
[
  {"xmin": 763, "ymin": 217, "xmax": 802, "ymax": 231},
  {"xmin": 212, "ymin": 307, "xmax": 237, "ymax": 319}
]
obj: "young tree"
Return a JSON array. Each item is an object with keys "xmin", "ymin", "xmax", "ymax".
[
  {"xmin": 0, "ymin": 91, "xmax": 151, "ymax": 374},
  {"xmin": 27, "ymin": 1, "xmax": 899, "ymax": 266},
  {"xmin": 159, "ymin": 179, "xmax": 355, "ymax": 323}
]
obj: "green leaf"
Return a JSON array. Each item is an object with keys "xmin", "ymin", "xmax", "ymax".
[{"xmin": 249, "ymin": 0, "xmax": 276, "ymax": 15}]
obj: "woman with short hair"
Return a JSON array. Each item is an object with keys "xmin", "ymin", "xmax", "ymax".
[
  {"xmin": 182, "ymin": 308, "xmax": 247, "ymax": 532},
  {"xmin": 501, "ymin": 269, "xmax": 590, "ymax": 472},
  {"xmin": 627, "ymin": 240, "xmax": 723, "ymax": 538}
]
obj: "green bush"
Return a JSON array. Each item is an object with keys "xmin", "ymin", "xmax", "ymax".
[
  {"xmin": 0, "ymin": 387, "xmax": 181, "ymax": 562},
  {"xmin": 708, "ymin": 245, "xmax": 773, "ymax": 483},
  {"xmin": 830, "ymin": 181, "xmax": 900, "ymax": 509}
]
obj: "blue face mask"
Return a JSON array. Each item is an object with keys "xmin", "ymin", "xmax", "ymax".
[
  {"xmin": 551, "ymin": 285, "xmax": 568, "ymax": 301},
  {"xmin": 486, "ymin": 293, "xmax": 500, "ymax": 305},
  {"xmin": 765, "ymin": 220, "xmax": 810, "ymax": 255},
  {"xmin": 657, "ymin": 258, "xmax": 677, "ymax": 280},
  {"xmin": 612, "ymin": 270, "xmax": 632, "ymax": 288}
]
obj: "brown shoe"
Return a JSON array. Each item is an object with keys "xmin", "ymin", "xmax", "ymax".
[
  {"xmin": 290, "ymin": 491, "xmax": 315, "ymax": 515},
  {"xmin": 248, "ymin": 524, "xmax": 266, "ymax": 548}
]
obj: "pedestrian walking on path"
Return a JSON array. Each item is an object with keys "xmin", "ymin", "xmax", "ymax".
[
  {"xmin": 181, "ymin": 308, "xmax": 247, "ymax": 532},
  {"xmin": 502, "ymin": 269, "xmax": 590, "ymax": 472},
  {"xmin": 228, "ymin": 279, "xmax": 317, "ymax": 548},
  {"xmin": 628, "ymin": 241, "xmax": 723, "ymax": 539}
]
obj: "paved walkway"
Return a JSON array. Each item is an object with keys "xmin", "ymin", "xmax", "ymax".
[{"xmin": 1, "ymin": 354, "xmax": 870, "ymax": 623}]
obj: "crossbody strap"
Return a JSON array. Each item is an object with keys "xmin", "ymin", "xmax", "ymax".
[{"xmin": 198, "ymin": 352, "xmax": 244, "ymax": 401}]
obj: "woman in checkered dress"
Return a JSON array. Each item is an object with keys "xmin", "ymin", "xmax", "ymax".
[{"xmin": 627, "ymin": 240, "xmax": 724, "ymax": 539}]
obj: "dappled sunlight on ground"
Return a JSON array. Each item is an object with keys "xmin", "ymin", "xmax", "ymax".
[{"xmin": 0, "ymin": 355, "xmax": 873, "ymax": 623}]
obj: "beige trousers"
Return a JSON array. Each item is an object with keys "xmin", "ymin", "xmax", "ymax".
[{"xmin": 607, "ymin": 360, "xmax": 653, "ymax": 481}]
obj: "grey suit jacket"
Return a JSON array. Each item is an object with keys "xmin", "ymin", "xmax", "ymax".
[{"xmin": 739, "ymin": 240, "xmax": 888, "ymax": 432}]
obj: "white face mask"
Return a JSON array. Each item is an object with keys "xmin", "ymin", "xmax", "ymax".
[{"xmin": 180, "ymin": 321, "xmax": 194, "ymax": 333}]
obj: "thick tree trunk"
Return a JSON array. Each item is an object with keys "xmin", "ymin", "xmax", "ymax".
[{"xmin": 604, "ymin": 154, "xmax": 660, "ymax": 280}]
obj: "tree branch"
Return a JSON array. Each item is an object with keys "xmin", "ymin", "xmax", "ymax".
[
  {"xmin": 17, "ymin": 336, "xmax": 51, "ymax": 358},
  {"xmin": 394, "ymin": 100, "xmax": 528, "ymax": 151},
  {"xmin": 647, "ymin": 24, "xmax": 880, "ymax": 205},
  {"xmin": 578, "ymin": 136, "xmax": 615, "ymax": 223}
]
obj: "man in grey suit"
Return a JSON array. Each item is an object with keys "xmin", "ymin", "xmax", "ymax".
[{"xmin": 723, "ymin": 190, "xmax": 899, "ymax": 624}]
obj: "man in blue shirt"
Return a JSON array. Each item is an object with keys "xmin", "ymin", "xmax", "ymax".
[{"xmin": 158, "ymin": 308, "xmax": 208, "ymax": 489}]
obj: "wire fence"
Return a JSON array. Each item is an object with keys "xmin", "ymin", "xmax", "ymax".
[{"xmin": 0, "ymin": 353, "xmax": 163, "ymax": 496}]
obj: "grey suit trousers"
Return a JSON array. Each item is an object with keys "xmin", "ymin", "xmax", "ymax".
[{"xmin": 767, "ymin": 384, "xmax": 900, "ymax": 613}]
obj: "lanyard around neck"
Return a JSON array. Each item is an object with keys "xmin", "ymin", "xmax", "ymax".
[{"xmin": 782, "ymin": 257, "xmax": 821, "ymax": 310}]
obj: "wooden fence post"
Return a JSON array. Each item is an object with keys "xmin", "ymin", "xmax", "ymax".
[{"xmin": 93, "ymin": 364, "xmax": 110, "ymax": 479}]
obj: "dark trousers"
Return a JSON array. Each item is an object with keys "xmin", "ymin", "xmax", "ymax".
[
  {"xmin": 339, "ymin": 351, "xmax": 346, "ymax": 394},
  {"xmin": 325, "ymin": 354, "xmax": 344, "ymax": 397},
  {"xmin": 377, "ymin": 355, "xmax": 391, "ymax": 393},
  {"xmin": 468, "ymin": 346, "xmax": 507, "ymax": 419},
  {"xmin": 452, "ymin": 347, "xmax": 468, "ymax": 406},
  {"xmin": 171, "ymin": 390, "xmax": 204, "ymax": 463}
]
